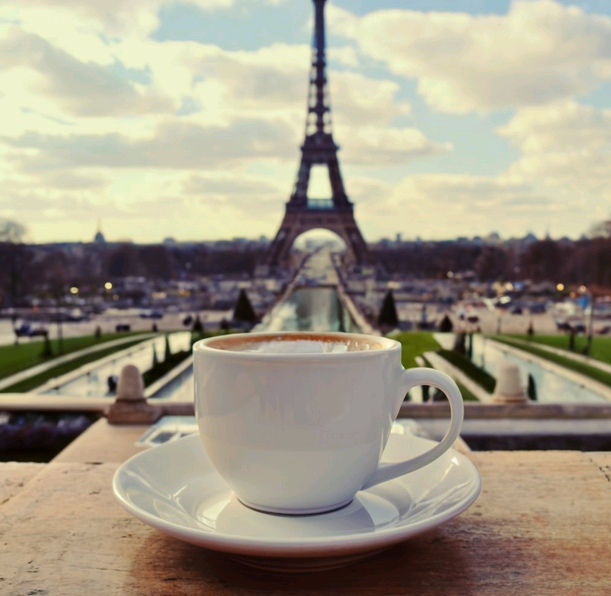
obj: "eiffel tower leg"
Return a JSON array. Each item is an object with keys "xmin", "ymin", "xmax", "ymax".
[
  {"xmin": 267, "ymin": 210, "xmax": 367, "ymax": 268},
  {"xmin": 266, "ymin": 217, "xmax": 298, "ymax": 268}
]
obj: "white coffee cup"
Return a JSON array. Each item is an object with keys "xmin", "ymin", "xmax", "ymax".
[{"xmin": 193, "ymin": 331, "xmax": 463, "ymax": 515}]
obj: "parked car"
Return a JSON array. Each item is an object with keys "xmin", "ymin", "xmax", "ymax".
[
  {"xmin": 529, "ymin": 303, "xmax": 547, "ymax": 314},
  {"xmin": 140, "ymin": 309, "xmax": 164, "ymax": 319},
  {"xmin": 14, "ymin": 323, "xmax": 49, "ymax": 338}
]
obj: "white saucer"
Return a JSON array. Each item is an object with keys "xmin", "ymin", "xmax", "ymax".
[{"xmin": 113, "ymin": 426, "xmax": 481, "ymax": 572}]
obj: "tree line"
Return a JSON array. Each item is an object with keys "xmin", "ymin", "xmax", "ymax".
[
  {"xmin": 371, "ymin": 238, "xmax": 611, "ymax": 288},
  {"xmin": 0, "ymin": 236, "xmax": 266, "ymax": 306},
  {"xmin": 3, "ymin": 212, "xmax": 611, "ymax": 307}
]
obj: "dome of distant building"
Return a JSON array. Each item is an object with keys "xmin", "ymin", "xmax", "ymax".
[
  {"xmin": 163, "ymin": 237, "xmax": 177, "ymax": 244},
  {"xmin": 94, "ymin": 218, "xmax": 106, "ymax": 243}
]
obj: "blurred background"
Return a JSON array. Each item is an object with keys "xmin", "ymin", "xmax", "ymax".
[{"xmin": 2, "ymin": 0, "xmax": 611, "ymax": 458}]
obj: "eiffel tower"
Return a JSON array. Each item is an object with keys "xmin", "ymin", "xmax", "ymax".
[{"xmin": 266, "ymin": 0, "xmax": 368, "ymax": 267}]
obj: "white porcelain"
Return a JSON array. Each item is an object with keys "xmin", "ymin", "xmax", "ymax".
[
  {"xmin": 192, "ymin": 331, "xmax": 464, "ymax": 514},
  {"xmin": 113, "ymin": 429, "xmax": 481, "ymax": 571}
]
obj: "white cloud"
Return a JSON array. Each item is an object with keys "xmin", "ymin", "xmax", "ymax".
[
  {"xmin": 359, "ymin": 172, "xmax": 584, "ymax": 240},
  {"xmin": 498, "ymin": 100, "xmax": 611, "ymax": 195},
  {"xmin": 340, "ymin": 126, "xmax": 451, "ymax": 165},
  {"xmin": 0, "ymin": 31, "xmax": 175, "ymax": 117},
  {"xmin": 183, "ymin": 174, "xmax": 282, "ymax": 196},
  {"xmin": 498, "ymin": 100, "xmax": 611, "ymax": 153},
  {"xmin": 4, "ymin": 118, "xmax": 299, "ymax": 171},
  {"xmin": 177, "ymin": 44, "xmax": 413, "ymax": 130},
  {"xmin": 328, "ymin": 46, "xmax": 359, "ymax": 68},
  {"xmin": 0, "ymin": 0, "xmax": 233, "ymax": 38},
  {"xmin": 41, "ymin": 172, "xmax": 110, "ymax": 190},
  {"xmin": 328, "ymin": 0, "xmax": 611, "ymax": 113}
]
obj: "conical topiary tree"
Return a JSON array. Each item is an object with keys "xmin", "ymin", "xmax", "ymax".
[
  {"xmin": 439, "ymin": 314, "xmax": 454, "ymax": 332},
  {"xmin": 377, "ymin": 290, "xmax": 399, "ymax": 329},
  {"xmin": 40, "ymin": 335, "xmax": 53, "ymax": 358},
  {"xmin": 163, "ymin": 334, "xmax": 171, "ymax": 362},
  {"xmin": 192, "ymin": 314, "xmax": 203, "ymax": 333},
  {"xmin": 527, "ymin": 373, "xmax": 537, "ymax": 401},
  {"xmin": 233, "ymin": 289, "xmax": 257, "ymax": 324},
  {"xmin": 453, "ymin": 332, "xmax": 467, "ymax": 356},
  {"xmin": 527, "ymin": 321, "xmax": 534, "ymax": 338}
]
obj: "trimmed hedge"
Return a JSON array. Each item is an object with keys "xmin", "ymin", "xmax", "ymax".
[{"xmin": 438, "ymin": 349, "xmax": 496, "ymax": 393}]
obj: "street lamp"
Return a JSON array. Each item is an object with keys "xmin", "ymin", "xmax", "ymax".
[
  {"xmin": 104, "ymin": 282, "xmax": 113, "ymax": 290},
  {"xmin": 70, "ymin": 286, "xmax": 79, "ymax": 295},
  {"xmin": 580, "ymin": 285, "xmax": 594, "ymax": 356}
]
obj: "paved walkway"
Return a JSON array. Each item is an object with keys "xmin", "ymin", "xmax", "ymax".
[{"xmin": 0, "ymin": 334, "xmax": 153, "ymax": 391}]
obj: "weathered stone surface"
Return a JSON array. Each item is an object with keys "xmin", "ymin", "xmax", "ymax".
[
  {"xmin": 0, "ymin": 462, "xmax": 43, "ymax": 506},
  {"xmin": 1, "ymin": 452, "xmax": 611, "ymax": 595}
]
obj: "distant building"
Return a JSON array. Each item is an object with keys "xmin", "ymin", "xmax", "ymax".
[
  {"xmin": 485, "ymin": 231, "xmax": 502, "ymax": 244},
  {"xmin": 94, "ymin": 219, "xmax": 106, "ymax": 244}
]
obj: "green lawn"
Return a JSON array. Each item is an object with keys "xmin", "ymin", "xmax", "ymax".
[
  {"xmin": 1, "ymin": 338, "xmax": 150, "ymax": 393},
  {"xmin": 391, "ymin": 331, "xmax": 441, "ymax": 369},
  {"xmin": 0, "ymin": 332, "xmax": 150, "ymax": 381},
  {"xmin": 493, "ymin": 336, "xmax": 611, "ymax": 389},
  {"xmin": 503, "ymin": 333, "xmax": 611, "ymax": 366},
  {"xmin": 2, "ymin": 331, "xmax": 222, "ymax": 394}
]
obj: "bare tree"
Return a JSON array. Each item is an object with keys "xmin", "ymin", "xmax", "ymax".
[
  {"xmin": 588, "ymin": 218, "xmax": 611, "ymax": 238},
  {"xmin": 0, "ymin": 219, "xmax": 27, "ymax": 243},
  {"xmin": 0, "ymin": 219, "xmax": 30, "ymax": 310}
]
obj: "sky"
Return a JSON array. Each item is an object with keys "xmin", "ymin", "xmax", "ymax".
[{"xmin": 1, "ymin": 0, "xmax": 611, "ymax": 244}]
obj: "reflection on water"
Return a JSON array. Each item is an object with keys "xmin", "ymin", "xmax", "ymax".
[
  {"xmin": 44, "ymin": 332, "xmax": 191, "ymax": 398},
  {"xmin": 472, "ymin": 334, "xmax": 607, "ymax": 403},
  {"xmin": 150, "ymin": 361, "xmax": 193, "ymax": 400},
  {"xmin": 260, "ymin": 288, "xmax": 359, "ymax": 333}
]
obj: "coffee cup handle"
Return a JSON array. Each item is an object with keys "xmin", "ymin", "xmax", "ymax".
[{"xmin": 362, "ymin": 368, "xmax": 464, "ymax": 490}]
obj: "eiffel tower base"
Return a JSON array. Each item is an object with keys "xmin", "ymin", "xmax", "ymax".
[{"xmin": 266, "ymin": 209, "xmax": 368, "ymax": 268}]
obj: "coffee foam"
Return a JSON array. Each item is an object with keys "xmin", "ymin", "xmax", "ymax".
[
  {"xmin": 208, "ymin": 333, "xmax": 382, "ymax": 353},
  {"xmin": 239, "ymin": 340, "xmax": 349, "ymax": 354}
]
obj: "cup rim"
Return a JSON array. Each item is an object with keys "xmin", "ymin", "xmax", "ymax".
[{"xmin": 193, "ymin": 331, "xmax": 401, "ymax": 360}]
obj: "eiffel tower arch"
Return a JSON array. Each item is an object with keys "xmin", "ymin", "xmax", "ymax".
[{"xmin": 266, "ymin": 0, "xmax": 368, "ymax": 268}]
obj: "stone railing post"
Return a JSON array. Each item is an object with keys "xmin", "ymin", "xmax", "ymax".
[
  {"xmin": 492, "ymin": 360, "xmax": 528, "ymax": 404},
  {"xmin": 107, "ymin": 365, "xmax": 159, "ymax": 424}
]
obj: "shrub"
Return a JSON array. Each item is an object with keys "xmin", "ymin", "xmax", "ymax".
[
  {"xmin": 438, "ymin": 314, "xmax": 453, "ymax": 332},
  {"xmin": 378, "ymin": 290, "xmax": 399, "ymax": 328}
]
